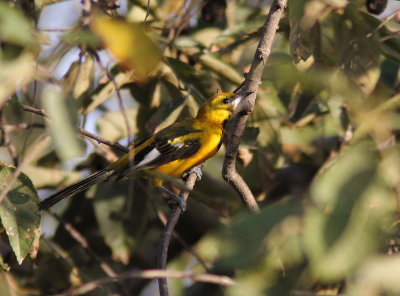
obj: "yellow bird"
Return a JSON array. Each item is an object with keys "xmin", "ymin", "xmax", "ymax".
[{"xmin": 38, "ymin": 92, "xmax": 251, "ymax": 210}]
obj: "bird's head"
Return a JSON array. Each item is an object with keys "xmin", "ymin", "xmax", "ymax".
[{"xmin": 196, "ymin": 92, "xmax": 252, "ymax": 127}]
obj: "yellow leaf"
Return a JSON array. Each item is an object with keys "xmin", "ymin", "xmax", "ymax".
[{"xmin": 91, "ymin": 16, "xmax": 162, "ymax": 81}]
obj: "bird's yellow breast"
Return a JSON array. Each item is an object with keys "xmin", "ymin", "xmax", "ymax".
[{"xmin": 152, "ymin": 124, "xmax": 222, "ymax": 180}]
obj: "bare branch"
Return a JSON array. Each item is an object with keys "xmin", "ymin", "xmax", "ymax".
[
  {"xmin": 223, "ymin": 0, "xmax": 288, "ymax": 212},
  {"xmin": 92, "ymin": 53, "xmax": 133, "ymax": 146},
  {"xmin": 144, "ymin": 0, "xmax": 151, "ymax": 22},
  {"xmin": 47, "ymin": 210, "xmax": 131, "ymax": 296},
  {"xmin": 157, "ymin": 169, "xmax": 200, "ymax": 296},
  {"xmin": 56, "ymin": 269, "xmax": 235, "ymax": 296},
  {"xmin": 20, "ymin": 104, "xmax": 129, "ymax": 153}
]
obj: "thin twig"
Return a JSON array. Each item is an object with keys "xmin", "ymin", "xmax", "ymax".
[
  {"xmin": 144, "ymin": 0, "xmax": 151, "ymax": 22},
  {"xmin": 92, "ymin": 53, "xmax": 133, "ymax": 146},
  {"xmin": 56, "ymin": 269, "xmax": 234, "ymax": 296},
  {"xmin": 157, "ymin": 169, "xmax": 200, "ymax": 296},
  {"xmin": 156, "ymin": 208, "xmax": 210, "ymax": 271},
  {"xmin": 47, "ymin": 210, "xmax": 131, "ymax": 296},
  {"xmin": 20, "ymin": 104, "xmax": 128, "ymax": 153},
  {"xmin": 223, "ymin": 0, "xmax": 287, "ymax": 213},
  {"xmin": 366, "ymin": 8, "xmax": 400, "ymax": 38}
]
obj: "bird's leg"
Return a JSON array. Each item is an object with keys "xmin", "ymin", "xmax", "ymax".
[
  {"xmin": 182, "ymin": 165, "xmax": 203, "ymax": 181},
  {"xmin": 159, "ymin": 186, "xmax": 186, "ymax": 211}
]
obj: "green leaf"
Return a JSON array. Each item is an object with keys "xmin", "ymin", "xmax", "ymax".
[
  {"xmin": 0, "ymin": 3, "xmax": 34, "ymax": 46},
  {"xmin": 220, "ymin": 202, "xmax": 303, "ymax": 268},
  {"xmin": 304, "ymin": 142, "xmax": 395, "ymax": 281},
  {"xmin": 42, "ymin": 85, "xmax": 83, "ymax": 161},
  {"xmin": 0, "ymin": 162, "xmax": 41, "ymax": 264},
  {"xmin": 93, "ymin": 182, "xmax": 135, "ymax": 264},
  {"xmin": 198, "ymin": 53, "xmax": 243, "ymax": 85},
  {"xmin": 166, "ymin": 57, "xmax": 217, "ymax": 103},
  {"xmin": 210, "ymin": 15, "xmax": 265, "ymax": 48},
  {"xmin": 145, "ymin": 95, "xmax": 186, "ymax": 132}
]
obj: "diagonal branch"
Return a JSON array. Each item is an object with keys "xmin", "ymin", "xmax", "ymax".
[{"xmin": 223, "ymin": 0, "xmax": 288, "ymax": 212}]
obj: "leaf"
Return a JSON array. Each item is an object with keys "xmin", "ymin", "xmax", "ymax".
[
  {"xmin": 198, "ymin": 53, "xmax": 243, "ymax": 85},
  {"xmin": 64, "ymin": 55, "xmax": 95, "ymax": 99},
  {"xmin": 304, "ymin": 142, "xmax": 396, "ymax": 281},
  {"xmin": 96, "ymin": 107, "xmax": 138, "ymax": 142},
  {"xmin": 166, "ymin": 57, "xmax": 217, "ymax": 103},
  {"xmin": 0, "ymin": 162, "xmax": 41, "ymax": 264},
  {"xmin": 42, "ymin": 85, "xmax": 83, "ymax": 161},
  {"xmin": 210, "ymin": 15, "xmax": 265, "ymax": 48},
  {"xmin": 0, "ymin": 3, "xmax": 34, "ymax": 46},
  {"xmin": 93, "ymin": 182, "xmax": 135, "ymax": 264},
  {"xmin": 23, "ymin": 165, "xmax": 82, "ymax": 188},
  {"xmin": 146, "ymin": 95, "xmax": 186, "ymax": 133},
  {"xmin": 219, "ymin": 202, "xmax": 303, "ymax": 268},
  {"xmin": 0, "ymin": 53, "xmax": 36, "ymax": 108},
  {"xmin": 347, "ymin": 255, "xmax": 400, "ymax": 296},
  {"xmin": 85, "ymin": 70, "xmax": 136, "ymax": 114},
  {"xmin": 91, "ymin": 16, "xmax": 162, "ymax": 80}
]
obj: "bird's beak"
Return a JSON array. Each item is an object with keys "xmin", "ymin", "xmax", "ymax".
[{"xmin": 232, "ymin": 91, "xmax": 253, "ymax": 108}]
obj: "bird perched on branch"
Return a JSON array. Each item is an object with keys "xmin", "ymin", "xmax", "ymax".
[{"xmin": 38, "ymin": 92, "xmax": 251, "ymax": 211}]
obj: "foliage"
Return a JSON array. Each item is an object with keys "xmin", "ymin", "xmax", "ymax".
[{"xmin": 1, "ymin": 0, "xmax": 400, "ymax": 295}]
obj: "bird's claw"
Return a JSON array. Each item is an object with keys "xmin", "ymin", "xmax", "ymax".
[
  {"xmin": 167, "ymin": 198, "xmax": 186, "ymax": 211},
  {"xmin": 159, "ymin": 186, "xmax": 186, "ymax": 211},
  {"xmin": 182, "ymin": 166, "xmax": 203, "ymax": 181}
]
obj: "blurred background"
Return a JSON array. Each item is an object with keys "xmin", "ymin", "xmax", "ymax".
[{"xmin": 1, "ymin": 0, "xmax": 400, "ymax": 295}]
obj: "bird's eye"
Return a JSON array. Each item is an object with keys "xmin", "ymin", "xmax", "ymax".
[{"xmin": 222, "ymin": 98, "xmax": 230, "ymax": 104}]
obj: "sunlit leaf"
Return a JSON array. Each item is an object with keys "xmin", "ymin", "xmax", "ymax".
[
  {"xmin": 347, "ymin": 255, "xmax": 400, "ymax": 296},
  {"xmin": 91, "ymin": 16, "xmax": 162, "ymax": 80},
  {"xmin": 64, "ymin": 55, "xmax": 95, "ymax": 99},
  {"xmin": 85, "ymin": 70, "xmax": 136, "ymax": 114},
  {"xmin": 23, "ymin": 165, "xmax": 82, "ymax": 188},
  {"xmin": 0, "ymin": 162, "xmax": 41, "ymax": 264},
  {"xmin": 0, "ymin": 3, "xmax": 35, "ymax": 46},
  {"xmin": 96, "ymin": 108, "xmax": 138, "ymax": 142},
  {"xmin": 0, "ymin": 53, "xmax": 36, "ymax": 108}
]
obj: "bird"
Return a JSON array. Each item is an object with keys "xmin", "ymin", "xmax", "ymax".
[{"xmin": 38, "ymin": 91, "xmax": 251, "ymax": 211}]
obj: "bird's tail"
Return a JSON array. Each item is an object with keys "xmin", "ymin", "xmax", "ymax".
[{"xmin": 38, "ymin": 168, "xmax": 115, "ymax": 210}]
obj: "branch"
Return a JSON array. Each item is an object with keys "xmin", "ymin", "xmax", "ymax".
[
  {"xmin": 20, "ymin": 104, "xmax": 129, "ymax": 153},
  {"xmin": 92, "ymin": 52, "xmax": 133, "ymax": 146},
  {"xmin": 57, "ymin": 269, "xmax": 234, "ymax": 296},
  {"xmin": 223, "ymin": 0, "xmax": 287, "ymax": 213},
  {"xmin": 157, "ymin": 169, "xmax": 200, "ymax": 296}
]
